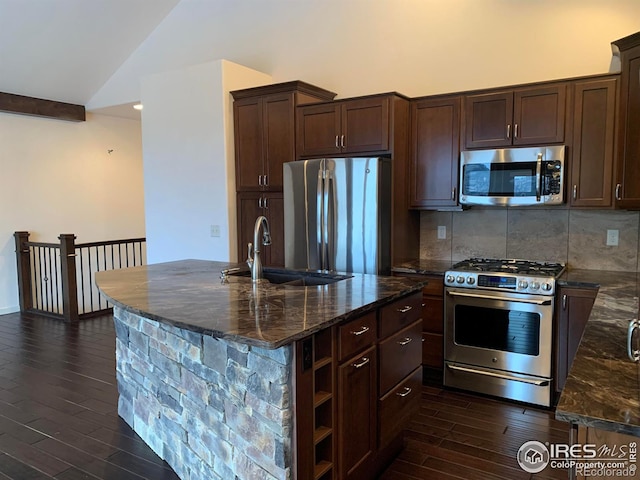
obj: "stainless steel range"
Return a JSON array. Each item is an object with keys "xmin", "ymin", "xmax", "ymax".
[{"xmin": 443, "ymin": 258, "xmax": 565, "ymax": 407}]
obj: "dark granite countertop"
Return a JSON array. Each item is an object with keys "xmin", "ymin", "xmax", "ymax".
[
  {"xmin": 555, "ymin": 269, "xmax": 640, "ymax": 436},
  {"xmin": 392, "ymin": 259, "xmax": 453, "ymax": 276},
  {"xmin": 95, "ymin": 259, "xmax": 426, "ymax": 349}
]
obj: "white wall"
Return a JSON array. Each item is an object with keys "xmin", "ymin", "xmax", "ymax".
[
  {"xmin": 88, "ymin": 0, "xmax": 640, "ymax": 109},
  {"xmin": 0, "ymin": 112, "xmax": 144, "ymax": 313},
  {"xmin": 141, "ymin": 60, "xmax": 271, "ymax": 264}
]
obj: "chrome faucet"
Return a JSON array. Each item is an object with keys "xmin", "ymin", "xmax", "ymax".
[{"xmin": 246, "ymin": 215, "xmax": 272, "ymax": 283}]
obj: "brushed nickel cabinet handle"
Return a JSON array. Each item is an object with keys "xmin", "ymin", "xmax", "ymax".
[
  {"xmin": 340, "ymin": 134, "xmax": 345, "ymax": 148},
  {"xmin": 572, "ymin": 185, "xmax": 577, "ymax": 201},
  {"xmin": 350, "ymin": 326, "xmax": 370, "ymax": 336},
  {"xmin": 397, "ymin": 337, "xmax": 413, "ymax": 346},
  {"xmin": 628, "ymin": 319, "xmax": 640, "ymax": 362},
  {"xmin": 396, "ymin": 387, "xmax": 412, "ymax": 397},
  {"xmin": 264, "ymin": 197, "xmax": 268, "ymax": 209},
  {"xmin": 514, "ymin": 123, "xmax": 518, "ymax": 139},
  {"xmin": 397, "ymin": 306, "xmax": 412, "ymax": 313},
  {"xmin": 616, "ymin": 183, "xmax": 622, "ymax": 201},
  {"xmin": 451, "ymin": 187, "xmax": 456, "ymax": 201},
  {"xmin": 335, "ymin": 135, "xmax": 340, "ymax": 149},
  {"xmin": 562, "ymin": 294, "xmax": 567, "ymax": 310},
  {"xmin": 506, "ymin": 124, "xmax": 511, "ymax": 139},
  {"xmin": 258, "ymin": 197, "xmax": 263, "ymax": 208},
  {"xmin": 264, "ymin": 175, "xmax": 268, "ymax": 187},
  {"xmin": 352, "ymin": 357, "xmax": 370, "ymax": 369}
]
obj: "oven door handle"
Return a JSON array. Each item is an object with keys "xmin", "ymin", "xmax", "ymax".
[
  {"xmin": 446, "ymin": 290, "xmax": 552, "ymax": 305},
  {"xmin": 446, "ymin": 363, "xmax": 550, "ymax": 386}
]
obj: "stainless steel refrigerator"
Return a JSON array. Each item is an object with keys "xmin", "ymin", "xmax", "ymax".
[{"xmin": 283, "ymin": 157, "xmax": 391, "ymax": 275}]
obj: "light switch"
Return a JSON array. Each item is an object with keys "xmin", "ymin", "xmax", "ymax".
[
  {"xmin": 606, "ymin": 229, "xmax": 619, "ymax": 246},
  {"xmin": 210, "ymin": 225, "xmax": 221, "ymax": 237}
]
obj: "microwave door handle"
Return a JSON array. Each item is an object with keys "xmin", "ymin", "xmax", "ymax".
[{"xmin": 535, "ymin": 153, "xmax": 542, "ymax": 202}]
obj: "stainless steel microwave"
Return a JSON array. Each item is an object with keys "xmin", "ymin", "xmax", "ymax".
[{"xmin": 459, "ymin": 145, "xmax": 565, "ymax": 207}]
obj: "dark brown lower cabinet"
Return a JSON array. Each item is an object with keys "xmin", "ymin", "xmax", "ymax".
[
  {"xmin": 294, "ymin": 291, "xmax": 422, "ymax": 479},
  {"xmin": 338, "ymin": 345, "xmax": 377, "ymax": 480},
  {"xmin": 555, "ymin": 285, "xmax": 598, "ymax": 396}
]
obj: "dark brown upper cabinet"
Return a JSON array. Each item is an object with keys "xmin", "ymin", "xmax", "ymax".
[
  {"xmin": 296, "ymin": 95, "xmax": 391, "ymax": 157},
  {"xmin": 231, "ymin": 81, "xmax": 336, "ymax": 192},
  {"xmin": 409, "ymin": 96, "xmax": 461, "ymax": 209},
  {"xmin": 569, "ymin": 76, "xmax": 618, "ymax": 208},
  {"xmin": 612, "ymin": 32, "xmax": 640, "ymax": 209},
  {"xmin": 463, "ymin": 84, "xmax": 567, "ymax": 149}
]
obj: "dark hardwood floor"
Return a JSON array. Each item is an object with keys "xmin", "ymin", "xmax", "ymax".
[{"xmin": 0, "ymin": 312, "xmax": 570, "ymax": 480}]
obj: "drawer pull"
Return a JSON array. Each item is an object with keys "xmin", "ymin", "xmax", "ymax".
[
  {"xmin": 396, "ymin": 387, "xmax": 412, "ymax": 397},
  {"xmin": 350, "ymin": 326, "xmax": 370, "ymax": 336},
  {"xmin": 397, "ymin": 305, "xmax": 412, "ymax": 313},
  {"xmin": 351, "ymin": 357, "xmax": 370, "ymax": 369},
  {"xmin": 397, "ymin": 337, "xmax": 413, "ymax": 346}
]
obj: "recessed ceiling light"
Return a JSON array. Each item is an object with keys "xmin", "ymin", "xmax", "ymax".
[{"xmin": 133, "ymin": 103, "xmax": 143, "ymax": 111}]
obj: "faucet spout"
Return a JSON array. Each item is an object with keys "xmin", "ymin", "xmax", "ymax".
[{"xmin": 250, "ymin": 215, "xmax": 271, "ymax": 283}]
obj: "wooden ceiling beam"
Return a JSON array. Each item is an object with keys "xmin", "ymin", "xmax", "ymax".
[{"xmin": 0, "ymin": 92, "xmax": 85, "ymax": 122}]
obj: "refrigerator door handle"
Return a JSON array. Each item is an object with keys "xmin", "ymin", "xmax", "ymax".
[
  {"xmin": 325, "ymin": 168, "xmax": 335, "ymax": 272},
  {"xmin": 316, "ymin": 159, "xmax": 325, "ymax": 270}
]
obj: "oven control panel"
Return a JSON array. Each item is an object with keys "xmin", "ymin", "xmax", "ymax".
[{"xmin": 444, "ymin": 271, "xmax": 556, "ymax": 295}]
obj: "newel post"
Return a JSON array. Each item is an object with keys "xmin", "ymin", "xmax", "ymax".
[
  {"xmin": 59, "ymin": 234, "xmax": 79, "ymax": 322},
  {"xmin": 14, "ymin": 231, "xmax": 33, "ymax": 312}
]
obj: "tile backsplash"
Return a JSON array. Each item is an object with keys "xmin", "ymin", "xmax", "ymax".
[{"xmin": 420, "ymin": 208, "xmax": 640, "ymax": 272}]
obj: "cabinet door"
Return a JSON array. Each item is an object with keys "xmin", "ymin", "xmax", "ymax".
[
  {"xmin": 554, "ymin": 286, "xmax": 597, "ymax": 394},
  {"xmin": 296, "ymin": 103, "xmax": 341, "ymax": 157},
  {"xmin": 338, "ymin": 346, "xmax": 377, "ymax": 480},
  {"xmin": 615, "ymin": 46, "xmax": 640, "ymax": 208},
  {"xmin": 263, "ymin": 93, "xmax": 295, "ymax": 190},
  {"xmin": 341, "ymin": 97, "xmax": 389, "ymax": 154},
  {"xmin": 464, "ymin": 91, "xmax": 513, "ymax": 148},
  {"xmin": 513, "ymin": 85, "xmax": 566, "ymax": 146},
  {"xmin": 236, "ymin": 192, "xmax": 284, "ymax": 267},
  {"xmin": 570, "ymin": 78, "xmax": 617, "ymax": 207},
  {"xmin": 410, "ymin": 96, "xmax": 460, "ymax": 208},
  {"xmin": 263, "ymin": 193, "xmax": 284, "ymax": 267},
  {"xmin": 234, "ymin": 98, "xmax": 263, "ymax": 190}
]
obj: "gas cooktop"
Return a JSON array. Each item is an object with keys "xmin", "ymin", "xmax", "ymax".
[
  {"xmin": 445, "ymin": 258, "xmax": 566, "ymax": 295},
  {"xmin": 451, "ymin": 258, "xmax": 565, "ymax": 276}
]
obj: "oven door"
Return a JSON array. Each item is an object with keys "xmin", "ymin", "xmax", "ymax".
[{"xmin": 444, "ymin": 287, "xmax": 553, "ymax": 378}]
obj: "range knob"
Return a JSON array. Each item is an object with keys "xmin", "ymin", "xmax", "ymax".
[
  {"xmin": 456, "ymin": 276, "xmax": 465, "ymax": 284},
  {"xmin": 542, "ymin": 282, "xmax": 552, "ymax": 291},
  {"xmin": 466, "ymin": 276, "xmax": 475, "ymax": 285},
  {"xmin": 530, "ymin": 281, "xmax": 540, "ymax": 290},
  {"xmin": 446, "ymin": 274, "xmax": 455, "ymax": 283},
  {"xmin": 518, "ymin": 280, "xmax": 528, "ymax": 289}
]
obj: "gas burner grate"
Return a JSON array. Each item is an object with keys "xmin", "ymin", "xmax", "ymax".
[{"xmin": 451, "ymin": 258, "xmax": 565, "ymax": 277}]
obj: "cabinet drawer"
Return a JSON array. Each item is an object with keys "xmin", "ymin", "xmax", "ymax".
[
  {"xmin": 379, "ymin": 367, "xmax": 421, "ymax": 448},
  {"xmin": 422, "ymin": 278, "xmax": 444, "ymax": 297},
  {"xmin": 338, "ymin": 311, "xmax": 377, "ymax": 362},
  {"xmin": 422, "ymin": 332, "xmax": 443, "ymax": 368},
  {"xmin": 379, "ymin": 291, "xmax": 423, "ymax": 339},
  {"xmin": 379, "ymin": 319, "xmax": 422, "ymax": 395}
]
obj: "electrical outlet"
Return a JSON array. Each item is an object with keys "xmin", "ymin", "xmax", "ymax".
[
  {"xmin": 210, "ymin": 225, "xmax": 221, "ymax": 238},
  {"xmin": 437, "ymin": 225, "xmax": 446, "ymax": 240},
  {"xmin": 606, "ymin": 229, "xmax": 619, "ymax": 246}
]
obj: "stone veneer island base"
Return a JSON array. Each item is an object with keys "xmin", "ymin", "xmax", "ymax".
[
  {"xmin": 114, "ymin": 306, "xmax": 293, "ymax": 480},
  {"xmin": 96, "ymin": 260, "xmax": 426, "ymax": 480}
]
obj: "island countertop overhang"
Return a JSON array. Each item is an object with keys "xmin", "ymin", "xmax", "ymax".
[{"xmin": 95, "ymin": 259, "xmax": 427, "ymax": 349}]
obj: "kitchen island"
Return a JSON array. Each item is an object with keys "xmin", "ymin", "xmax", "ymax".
[
  {"xmin": 556, "ymin": 270, "xmax": 640, "ymax": 436},
  {"xmin": 95, "ymin": 259, "xmax": 426, "ymax": 480}
]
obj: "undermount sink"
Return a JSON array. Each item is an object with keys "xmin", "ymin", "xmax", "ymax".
[{"xmin": 228, "ymin": 267, "xmax": 352, "ymax": 286}]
